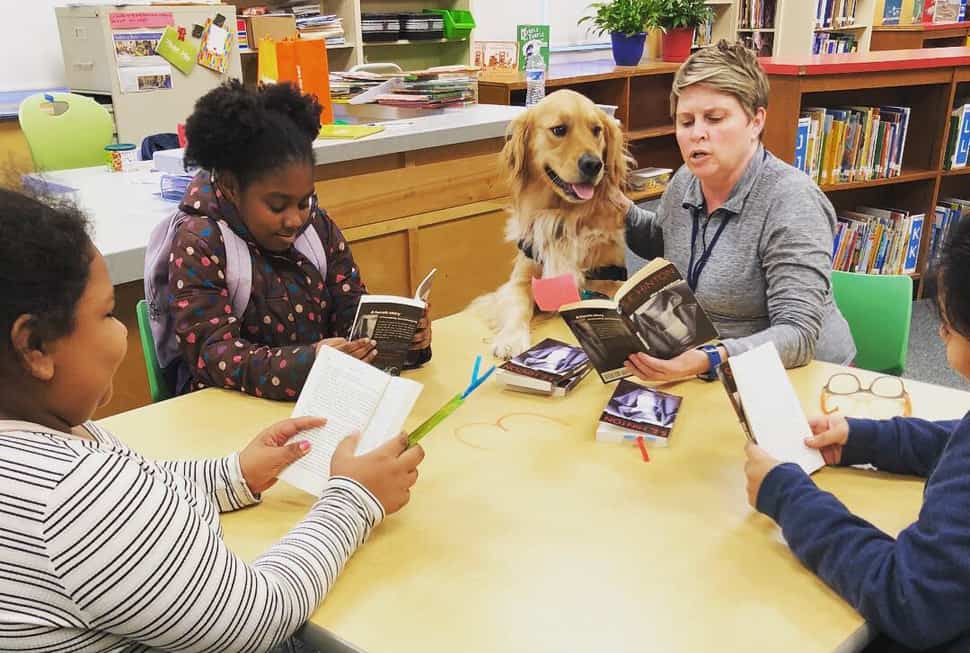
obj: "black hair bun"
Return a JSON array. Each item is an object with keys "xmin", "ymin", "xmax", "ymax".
[
  {"xmin": 260, "ymin": 82, "xmax": 323, "ymax": 142},
  {"xmin": 184, "ymin": 79, "xmax": 263, "ymax": 172}
]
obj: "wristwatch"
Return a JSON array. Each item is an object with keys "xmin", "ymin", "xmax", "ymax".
[{"xmin": 696, "ymin": 344, "xmax": 722, "ymax": 382}]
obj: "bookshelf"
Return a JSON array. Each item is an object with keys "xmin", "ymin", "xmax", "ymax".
[
  {"xmin": 229, "ymin": 0, "xmax": 472, "ymax": 71},
  {"xmin": 736, "ymin": 0, "xmax": 877, "ymax": 56},
  {"xmin": 870, "ymin": 22, "xmax": 970, "ymax": 51},
  {"xmin": 761, "ymin": 47, "xmax": 970, "ymax": 294}
]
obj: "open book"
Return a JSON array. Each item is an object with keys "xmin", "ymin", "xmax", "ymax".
[
  {"xmin": 560, "ymin": 258, "xmax": 718, "ymax": 382},
  {"xmin": 279, "ymin": 345, "xmax": 423, "ymax": 496},
  {"xmin": 718, "ymin": 342, "xmax": 824, "ymax": 475},
  {"xmin": 350, "ymin": 268, "xmax": 436, "ymax": 375}
]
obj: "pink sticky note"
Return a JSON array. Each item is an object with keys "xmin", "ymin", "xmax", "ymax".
[{"xmin": 531, "ymin": 274, "xmax": 581, "ymax": 312}]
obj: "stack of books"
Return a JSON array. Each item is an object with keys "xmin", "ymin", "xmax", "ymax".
[
  {"xmin": 269, "ymin": 2, "xmax": 345, "ymax": 45},
  {"xmin": 931, "ymin": 198, "xmax": 970, "ymax": 263},
  {"xmin": 376, "ymin": 69, "xmax": 479, "ymax": 109},
  {"xmin": 494, "ymin": 338, "xmax": 590, "ymax": 397},
  {"xmin": 812, "ymin": 32, "xmax": 858, "ymax": 54},
  {"xmin": 596, "ymin": 379, "xmax": 682, "ymax": 448},
  {"xmin": 814, "ymin": 0, "xmax": 860, "ymax": 29},
  {"xmin": 943, "ymin": 104, "xmax": 970, "ymax": 171},
  {"xmin": 832, "ymin": 206, "xmax": 923, "ymax": 275},
  {"xmin": 329, "ymin": 71, "xmax": 386, "ymax": 102},
  {"xmin": 795, "ymin": 105, "xmax": 911, "ymax": 186}
]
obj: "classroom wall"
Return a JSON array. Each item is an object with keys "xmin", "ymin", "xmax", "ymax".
[{"xmin": 3, "ymin": 0, "xmax": 66, "ymax": 92}]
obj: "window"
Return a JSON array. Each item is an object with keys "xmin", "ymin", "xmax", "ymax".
[{"xmin": 471, "ymin": 0, "xmax": 609, "ymax": 49}]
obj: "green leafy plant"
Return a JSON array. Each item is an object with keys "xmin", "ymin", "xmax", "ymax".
[
  {"xmin": 578, "ymin": 0, "xmax": 652, "ymax": 37},
  {"xmin": 650, "ymin": 0, "xmax": 715, "ymax": 30}
]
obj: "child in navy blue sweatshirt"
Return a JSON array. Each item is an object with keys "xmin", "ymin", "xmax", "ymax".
[{"xmin": 743, "ymin": 216, "xmax": 970, "ymax": 653}]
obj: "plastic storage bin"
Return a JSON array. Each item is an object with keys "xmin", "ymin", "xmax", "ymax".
[
  {"xmin": 424, "ymin": 9, "xmax": 476, "ymax": 40},
  {"xmin": 398, "ymin": 12, "xmax": 443, "ymax": 40},
  {"xmin": 361, "ymin": 13, "xmax": 401, "ymax": 42}
]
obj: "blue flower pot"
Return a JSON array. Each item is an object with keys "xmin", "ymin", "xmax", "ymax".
[{"xmin": 611, "ymin": 31, "xmax": 646, "ymax": 66}]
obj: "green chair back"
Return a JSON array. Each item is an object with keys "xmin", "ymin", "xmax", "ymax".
[
  {"xmin": 831, "ymin": 271, "xmax": 913, "ymax": 375},
  {"xmin": 136, "ymin": 300, "xmax": 171, "ymax": 403},
  {"xmin": 18, "ymin": 92, "xmax": 114, "ymax": 171}
]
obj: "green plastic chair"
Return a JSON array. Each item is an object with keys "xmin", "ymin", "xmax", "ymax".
[
  {"xmin": 831, "ymin": 271, "xmax": 913, "ymax": 376},
  {"xmin": 18, "ymin": 92, "xmax": 113, "ymax": 171},
  {"xmin": 136, "ymin": 300, "xmax": 171, "ymax": 403}
]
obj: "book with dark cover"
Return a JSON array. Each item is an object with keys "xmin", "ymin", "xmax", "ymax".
[
  {"xmin": 560, "ymin": 258, "xmax": 718, "ymax": 383},
  {"xmin": 596, "ymin": 379, "xmax": 683, "ymax": 446}
]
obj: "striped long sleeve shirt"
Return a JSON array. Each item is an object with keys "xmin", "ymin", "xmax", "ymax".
[{"xmin": 0, "ymin": 419, "xmax": 384, "ymax": 652}]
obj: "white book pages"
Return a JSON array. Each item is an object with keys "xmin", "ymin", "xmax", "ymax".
[
  {"xmin": 728, "ymin": 343, "xmax": 825, "ymax": 475},
  {"xmin": 279, "ymin": 346, "xmax": 395, "ymax": 496}
]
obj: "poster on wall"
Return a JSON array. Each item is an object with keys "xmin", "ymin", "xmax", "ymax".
[{"xmin": 112, "ymin": 30, "xmax": 174, "ymax": 93}]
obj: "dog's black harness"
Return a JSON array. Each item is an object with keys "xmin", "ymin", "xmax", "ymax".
[{"xmin": 516, "ymin": 239, "xmax": 628, "ymax": 282}]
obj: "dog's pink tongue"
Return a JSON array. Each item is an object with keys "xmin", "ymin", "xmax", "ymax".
[{"xmin": 571, "ymin": 183, "xmax": 595, "ymax": 200}]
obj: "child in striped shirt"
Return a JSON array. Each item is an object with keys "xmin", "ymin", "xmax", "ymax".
[{"xmin": 0, "ymin": 188, "xmax": 424, "ymax": 651}]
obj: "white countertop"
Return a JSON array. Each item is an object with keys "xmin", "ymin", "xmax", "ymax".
[
  {"xmin": 27, "ymin": 104, "xmax": 523, "ymax": 286},
  {"xmin": 313, "ymin": 103, "xmax": 522, "ymax": 165}
]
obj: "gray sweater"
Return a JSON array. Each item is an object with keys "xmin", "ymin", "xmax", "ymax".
[{"xmin": 626, "ymin": 145, "xmax": 856, "ymax": 367}]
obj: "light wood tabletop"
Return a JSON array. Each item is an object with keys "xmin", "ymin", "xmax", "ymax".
[{"xmin": 100, "ymin": 312, "xmax": 970, "ymax": 653}]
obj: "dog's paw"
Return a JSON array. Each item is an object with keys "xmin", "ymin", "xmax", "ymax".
[{"xmin": 491, "ymin": 329, "xmax": 531, "ymax": 360}]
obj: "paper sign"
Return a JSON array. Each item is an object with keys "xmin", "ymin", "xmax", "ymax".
[
  {"xmin": 110, "ymin": 12, "xmax": 174, "ymax": 30},
  {"xmin": 157, "ymin": 25, "xmax": 198, "ymax": 75},
  {"xmin": 531, "ymin": 274, "xmax": 581, "ymax": 312},
  {"xmin": 118, "ymin": 64, "xmax": 174, "ymax": 93}
]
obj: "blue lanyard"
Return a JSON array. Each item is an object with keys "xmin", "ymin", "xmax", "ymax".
[
  {"xmin": 686, "ymin": 210, "xmax": 731, "ymax": 292},
  {"xmin": 685, "ymin": 149, "xmax": 766, "ymax": 291}
]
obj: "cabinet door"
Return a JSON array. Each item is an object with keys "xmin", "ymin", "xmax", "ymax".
[
  {"xmin": 56, "ymin": 9, "xmax": 112, "ymax": 93},
  {"xmin": 416, "ymin": 208, "xmax": 517, "ymax": 319}
]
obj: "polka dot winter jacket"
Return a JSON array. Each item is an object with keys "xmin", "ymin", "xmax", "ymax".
[{"xmin": 168, "ymin": 171, "xmax": 374, "ymax": 400}]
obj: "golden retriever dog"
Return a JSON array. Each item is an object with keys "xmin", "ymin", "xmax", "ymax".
[{"xmin": 477, "ymin": 89, "xmax": 631, "ymax": 359}]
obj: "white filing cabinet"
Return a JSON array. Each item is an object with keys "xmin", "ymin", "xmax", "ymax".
[{"xmin": 55, "ymin": 4, "xmax": 242, "ymax": 147}]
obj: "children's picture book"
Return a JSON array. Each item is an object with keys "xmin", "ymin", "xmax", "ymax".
[
  {"xmin": 596, "ymin": 379, "xmax": 683, "ymax": 447},
  {"xmin": 559, "ymin": 258, "xmax": 719, "ymax": 383},
  {"xmin": 882, "ymin": 0, "xmax": 903, "ymax": 24},
  {"xmin": 349, "ymin": 268, "xmax": 435, "ymax": 375},
  {"xmin": 280, "ymin": 345, "xmax": 423, "ymax": 496},
  {"xmin": 517, "ymin": 24, "xmax": 550, "ymax": 71},
  {"xmin": 473, "ymin": 41, "xmax": 518, "ymax": 71},
  {"xmin": 494, "ymin": 338, "xmax": 589, "ymax": 395},
  {"xmin": 718, "ymin": 342, "xmax": 824, "ymax": 475}
]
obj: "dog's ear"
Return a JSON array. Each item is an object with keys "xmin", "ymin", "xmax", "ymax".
[
  {"xmin": 601, "ymin": 112, "xmax": 632, "ymax": 189},
  {"xmin": 501, "ymin": 111, "xmax": 532, "ymax": 198}
]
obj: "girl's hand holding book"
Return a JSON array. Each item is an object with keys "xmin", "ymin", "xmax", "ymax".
[
  {"xmin": 331, "ymin": 431, "xmax": 425, "ymax": 514},
  {"xmin": 239, "ymin": 416, "xmax": 327, "ymax": 495}
]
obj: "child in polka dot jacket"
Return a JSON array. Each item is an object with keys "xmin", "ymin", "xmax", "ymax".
[{"xmin": 168, "ymin": 81, "xmax": 431, "ymax": 400}]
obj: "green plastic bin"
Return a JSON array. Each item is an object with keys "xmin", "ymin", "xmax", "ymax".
[{"xmin": 424, "ymin": 9, "xmax": 475, "ymax": 40}]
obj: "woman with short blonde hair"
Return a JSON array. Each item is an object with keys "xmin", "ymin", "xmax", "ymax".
[{"xmin": 622, "ymin": 40, "xmax": 854, "ymax": 381}]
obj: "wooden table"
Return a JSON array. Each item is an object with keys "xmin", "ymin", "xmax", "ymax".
[
  {"xmin": 100, "ymin": 312, "xmax": 970, "ymax": 653},
  {"xmin": 870, "ymin": 22, "xmax": 970, "ymax": 51}
]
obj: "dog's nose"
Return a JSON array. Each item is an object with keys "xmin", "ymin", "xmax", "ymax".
[{"xmin": 578, "ymin": 154, "xmax": 603, "ymax": 179}]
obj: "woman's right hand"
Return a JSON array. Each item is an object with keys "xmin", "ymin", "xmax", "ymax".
[
  {"xmin": 330, "ymin": 432, "xmax": 424, "ymax": 515},
  {"xmin": 804, "ymin": 414, "xmax": 850, "ymax": 465},
  {"xmin": 316, "ymin": 337, "xmax": 378, "ymax": 363}
]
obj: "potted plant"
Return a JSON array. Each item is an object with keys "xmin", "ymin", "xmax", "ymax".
[
  {"xmin": 650, "ymin": 0, "xmax": 715, "ymax": 63},
  {"xmin": 579, "ymin": 0, "xmax": 652, "ymax": 67}
]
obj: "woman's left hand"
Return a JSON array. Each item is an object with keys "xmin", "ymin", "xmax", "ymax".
[
  {"xmin": 410, "ymin": 305, "xmax": 432, "ymax": 351},
  {"xmin": 743, "ymin": 442, "xmax": 782, "ymax": 508},
  {"xmin": 625, "ymin": 349, "xmax": 709, "ymax": 382},
  {"xmin": 238, "ymin": 416, "xmax": 326, "ymax": 495}
]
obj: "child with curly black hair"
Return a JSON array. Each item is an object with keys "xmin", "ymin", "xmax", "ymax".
[
  {"xmin": 0, "ymin": 188, "xmax": 424, "ymax": 652},
  {"xmin": 166, "ymin": 80, "xmax": 431, "ymax": 399},
  {"xmin": 743, "ymin": 214, "xmax": 970, "ymax": 653}
]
